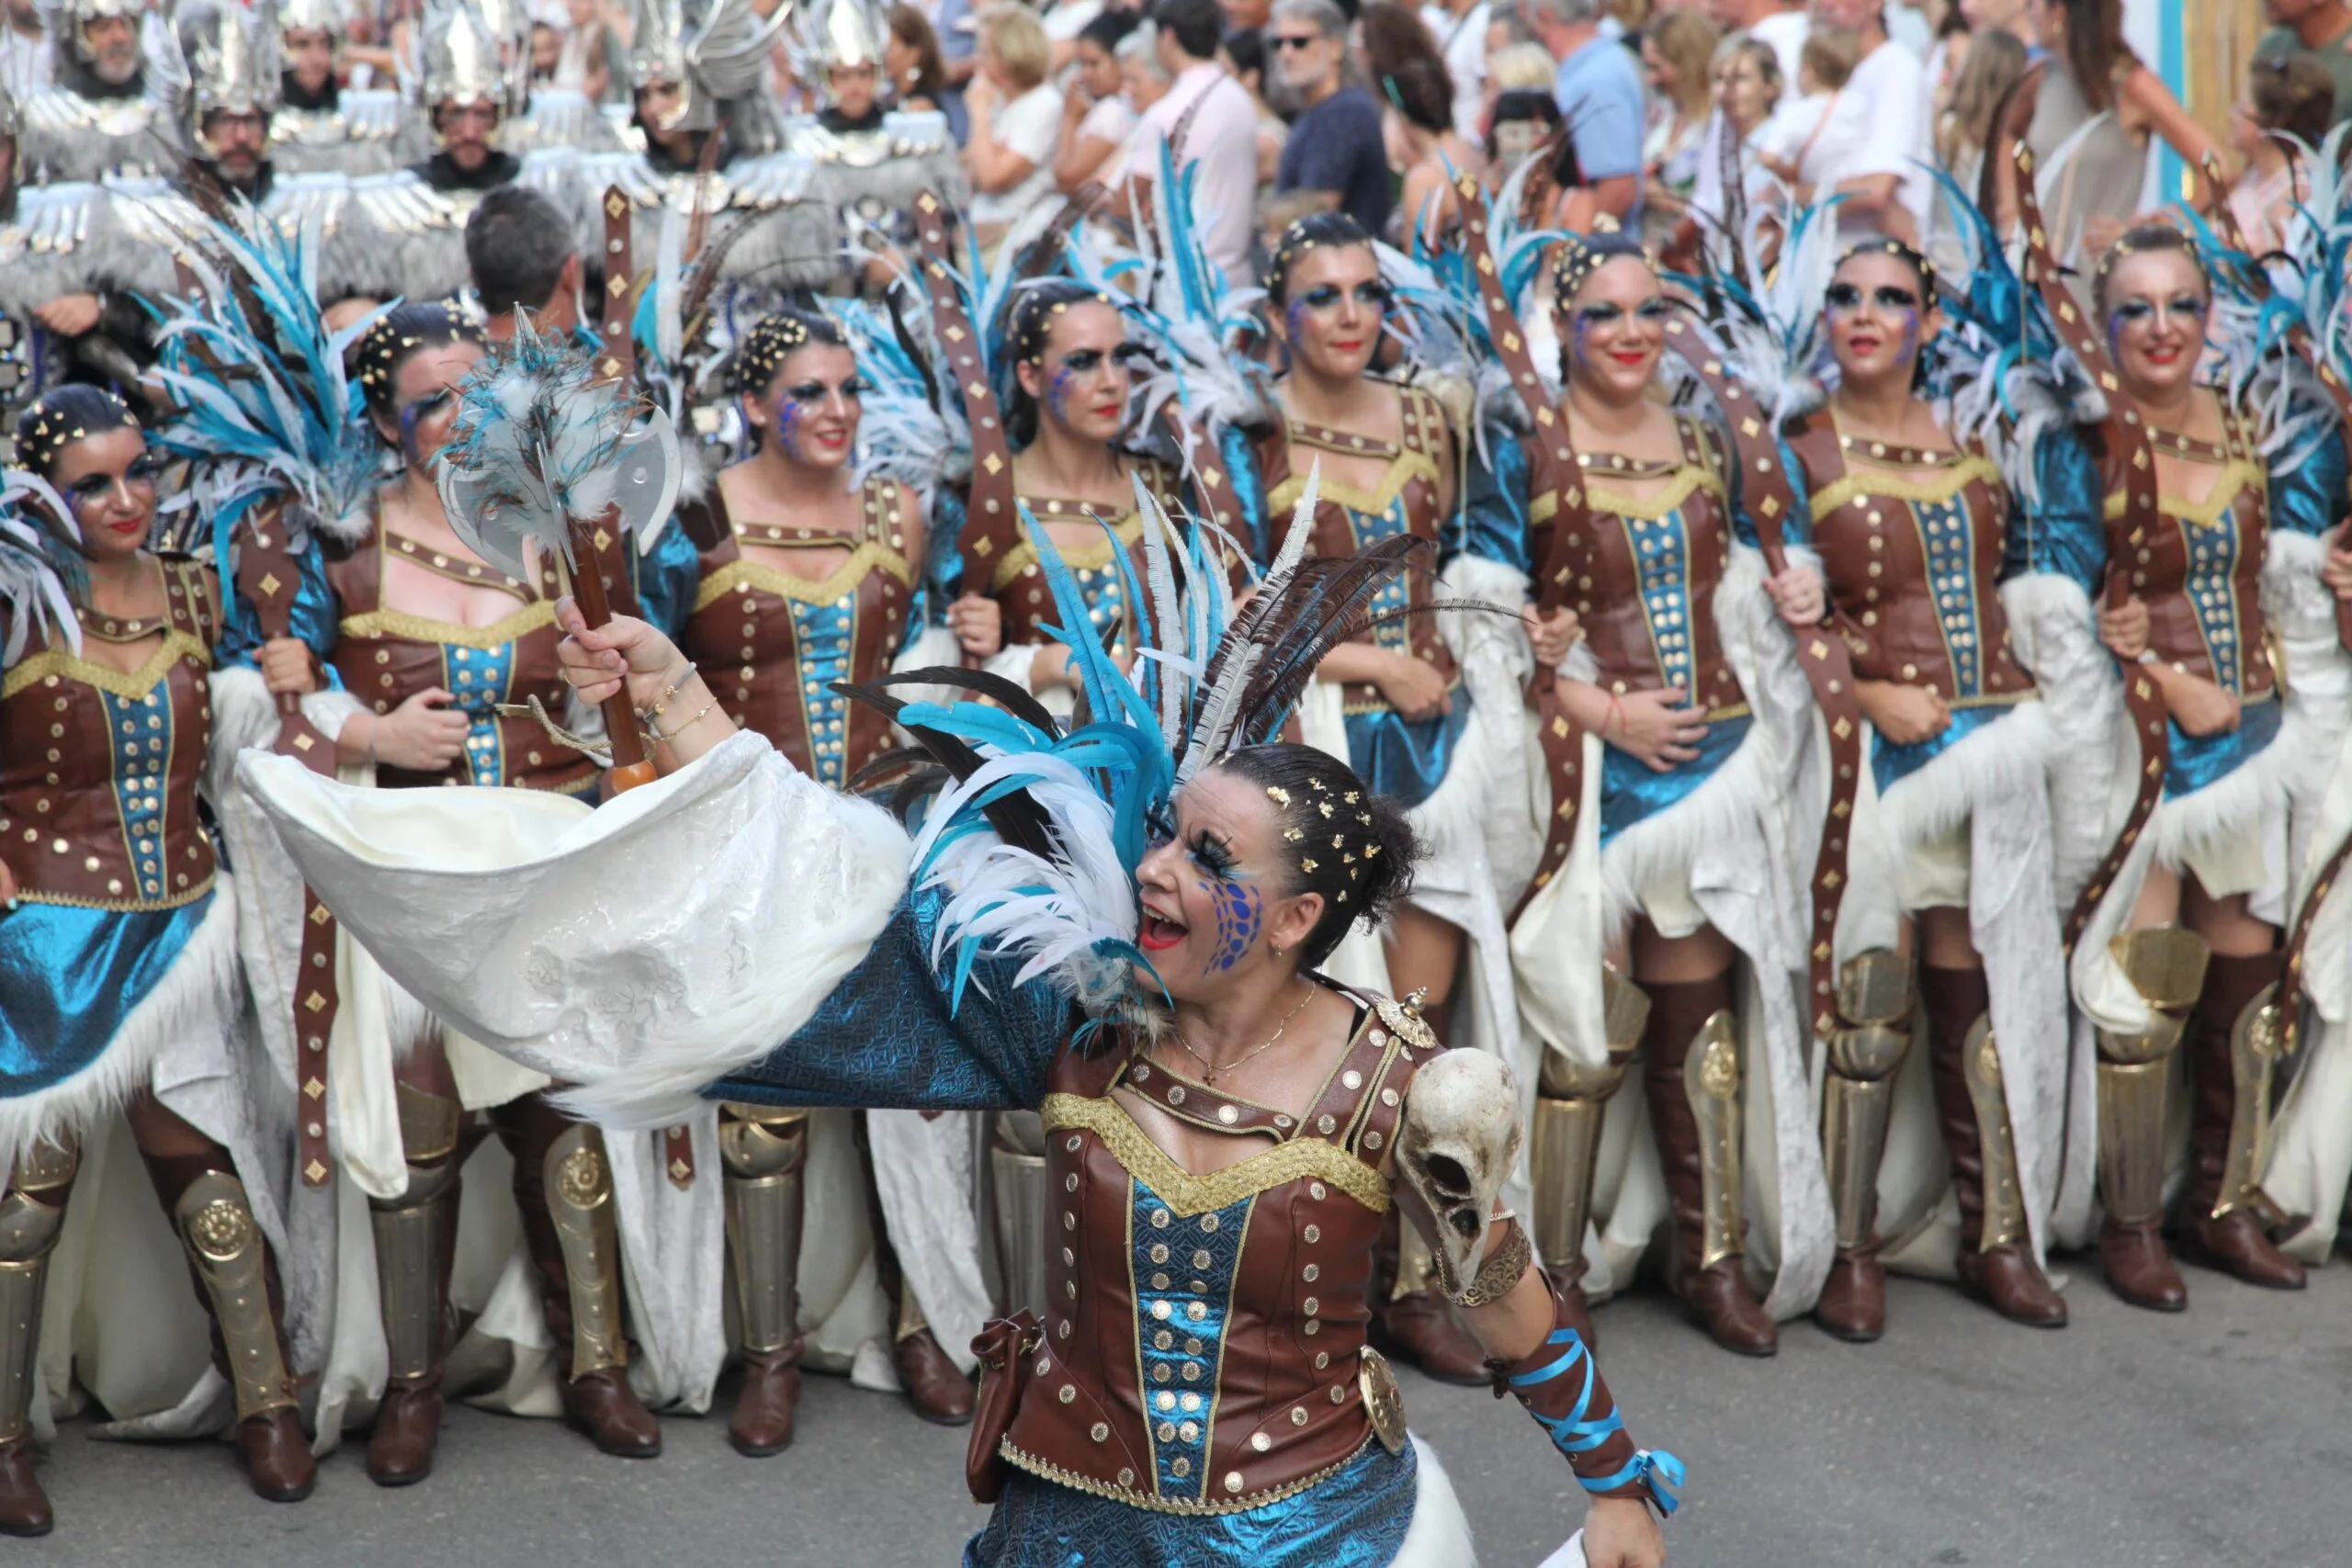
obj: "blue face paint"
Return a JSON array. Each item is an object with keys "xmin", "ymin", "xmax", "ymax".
[
  {"xmin": 771, "ymin": 392, "xmax": 810, "ymax": 462},
  {"xmin": 1896, "ymin": 310, "xmax": 1919, "ymax": 367},
  {"xmin": 1201, "ymin": 877, "xmax": 1263, "ymax": 974},
  {"xmin": 1046, "ymin": 365, "xmax": 1078, "ymax": 429}
]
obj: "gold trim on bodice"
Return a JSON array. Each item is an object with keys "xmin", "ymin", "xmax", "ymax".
[
  {"xmin": 1039, "ymin": 1093, "xmax": 1392, "ymax": 1217},
  {"xmin": 697, "ymin": 538, "xmax": 913, "ymax": 611},
  {"xmin": 1265, "ymin": 447, "xmax": 1442, "ymax": 523},
  {"xmin": 989, "ymin": 502, "xmax": 1151, "ymax": 595},
  {"xmin": 337, "ymin": 602, "xmax": 558, "ymax": 650},
  {"xmin": 1585, "ymin": 464, "xmax": 1725, "ymax": 523},
  {"xmin": 2102, "ymin": 458, "xmax": 2267, "ymax": 529},
  {"xmin": 2, "ymin": 629, "xmax": 211, "ymax": 703},
  {"xmin": 1810, "ymin": 455, "xmax": 2003, "ymax": 521}
]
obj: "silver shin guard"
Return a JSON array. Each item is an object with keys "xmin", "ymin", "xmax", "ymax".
[
  {"xmin": 1529, "ymin": 970, "xmax": 1645, "ymax": 1271},
  {"xmin": 1821, "ymin": 952, "xmax": 1915, "ymax": 1250},
  {"xmin": 544, "ymin": 1124, "xmax": 628, "ymax": 1379},
  {"xmin": 718, "ymin": 1105, "xmax": 808, "ymax": 1359},
  {"xmin": 2097, "ymin": 929, "xmax": 2209, "ymax": 1229},
  {"xmin": 173, "ymin": 1171, "xmax": 299, "ymax": 1420},
  {"xmin": 368, "ymin": 1085, "xmax": 462, "ymax": 1382},
  {"xmin": 1682, "ymin": 1010, "xmax": 1746, "ymax": 1270},
  {"xmin": 989, "ymin": 1111, "xmax": 1047, "ymax": 1317},
  {"xmin": 0, "ymin": 1138, "xmax": 76, "ymax": 1445}
]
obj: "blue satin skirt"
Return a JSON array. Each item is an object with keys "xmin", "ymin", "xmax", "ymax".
[
  {"xmin": 0, "ymin": 892, "xmax": 214, "ymax": 1101},
  {"xmin": 2164, "ymin": 691, "xmax": 2283, "ymax": 799},
  {"xmin": 1871, "ymin": 702, "xmax": 2012, "ymax": 795},
  {"xmin": 965, "ymin": 1438, "xmax": 1420, "ymax": 1568},
  {"xmin": 1600, "ymin": 713, "xmax": 1752, "ymax": 845},
  {"xmin": 1342, "ymin": 692, "xmax": 1474, "ymax": 811}
]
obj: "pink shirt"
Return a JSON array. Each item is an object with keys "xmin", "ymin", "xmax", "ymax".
[{"xmin": 1134, "ymin": 62, "xmax": 1261, "ymax": 288}]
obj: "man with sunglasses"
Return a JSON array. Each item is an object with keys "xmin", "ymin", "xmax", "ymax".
[{"xmin": 1266, "ymin": 0, "xmax": 1391, "ymax": 237}]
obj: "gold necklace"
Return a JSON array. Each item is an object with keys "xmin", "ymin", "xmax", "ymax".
[{"xmin": 1168, "ymin": 982, "xmax": 1317, "ymax": 1087}]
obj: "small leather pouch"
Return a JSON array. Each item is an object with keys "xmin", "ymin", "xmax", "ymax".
[{"xmin": 966, "ymin": 1312, "xmax": 1042, "ymax": 1504}]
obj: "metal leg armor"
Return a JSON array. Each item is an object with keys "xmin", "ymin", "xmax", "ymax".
[
  {"xmin": 718, "ymin": 1105, "xmax": 808, "ymax": 1359},
  {"xmin": 989, "ymin": 1111, "xmax": 1048, "ymax": 1318},
  {"xmin": 543, "ymin": 1123, "xmax": 629, "ymax": 1380},
  {"xmin": 2096, "ymin": 930, "xmax": 2208, "ymax": 1233},
  {"xmin": 2215, "ymin": 985, "xmax": 2288, "ymax": 1225},
  {"xmin": 0, "ymin": 1138, "xmax": 77, "ymax": 1447},
  {"xmin": 1956, "ymin": 1018, "xmax": 2029, "ymax": 1254},
  {"xmin": 1530, "ymin": 970, "xmax": 1645, "ymax": 1280},
  {"xmin": 370, "ymin": 1085, "xmax": 463, "ymax": 1382},
  {"xmin": 2176, "ymin": 950, "xmax": 2306, "ymax": 1290},
  {"xmin": 1681, "ymin": 1010, "xmax": 1746, "ymax": 1271},
  {"xmin": 1821, "ymin": 951, "xmax": 1916, "ymax": 1250},
  {"xmin": 172, "ymin": 1172, "xmax": 300, "ymax": 1421}
]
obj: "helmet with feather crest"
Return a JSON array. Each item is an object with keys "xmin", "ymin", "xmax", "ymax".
[
  {"xmin": 179, "ymin": 0, "xmax": 285, "ymax": 141},
  {"xmin": 626, "ymin": 0, "xmax": 793, "ymax": 135}
]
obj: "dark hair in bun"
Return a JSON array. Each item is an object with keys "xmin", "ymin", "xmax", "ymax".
[{"xmin": 1210, "ymin": 742, "xmax": 1420, "ymax": 968}]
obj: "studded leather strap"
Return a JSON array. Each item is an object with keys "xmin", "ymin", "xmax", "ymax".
[
  {"xmin": 235, "ymin": 505, "xmax": 343, "ymax": 1188},
  {"xmin": 1120, "ymin": 1057, "xmax": 1295, "ymax": 1137},
  {"xmin": 597, "ymin": 184, "xmax": 635, "ymax": 387},
  {"xmin": 1448, "ymin": 172, "xmax": 1589, "ymax": 925},
  {"xmin": 913, "ymin": 193, "xmax": 1017, "ymax": 632}
]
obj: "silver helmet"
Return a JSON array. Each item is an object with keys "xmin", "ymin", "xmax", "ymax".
[
  {"xmin": 799, "ymin": 0, "xmax": 887, "ymax": 75},
  {"xmin": 627, "ymin": 0, "xmax": 793, "ymax": 132},
  {"xmin": 416, "ymin": 0, "xmax": 521, "ymax": 114},
  {"xmin": 182, "ymin": 0, "xmax": 284, "ymax": 125},
  {"xmin": 278, "ymin": 0, "xmax": 347, "ymax": 39},
  {"xmin": 54, "ymin": 0, "xmax": 146, "ymax": 67}
]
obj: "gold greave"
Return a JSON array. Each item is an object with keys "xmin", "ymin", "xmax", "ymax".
[
  {"xmin": 1959, "ymin": 1019, "xmax": 2029, "ymax": 1251},
  {"xmin": 989, "ymin": 1110, "xmax": 1048, "ymax": 1316},
  {"xmin": 2217, "ymin": 983, "xmax": 2287, "ymax": 1224},
  {"xmin": 718, "ymin": 1105, "xmax": 808, "ymax": 1358},
  {"xmin": 368, "ymin": 1160, "xmax": 456, "ymax": 1382},
  {"xmin": 1530, "ymin": 970, "xmax": 1645, "ymax": 1270},
  {"xmin": 543, "ymin": 1124, "xmax": 628, "ymax": 1379},
  {"xmin": 0, "ymin": 1137, "xmax": 77, "ymax": 1445},
  {"xmin": 1680, "ymin": 1010, "xmax": 1745, "ymax": 1270},
  {"xmin": 2097, "ymin": 928, "xmax": 2208, "ymax": 1229},
  {"xmin": 173, "ymin": 1171, "xmax": 299, "ymax": 1420},
  {"xmin": 395, "ymin": 1081, "xmax": 462, "ymax": 1166},
  {"xmin": 1822, "ymin": 951, "xmax": 1915, "ymax": 1250},
  {"xmin": 896, "ymin": 1283, "xmax": 930, "ymax": 1342}
]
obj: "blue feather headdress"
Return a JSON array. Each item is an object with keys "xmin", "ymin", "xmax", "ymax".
[
  {"xmin": 1668, "ymin": 192, "xmax": 1848, "ymax": 430},
  {"xmin": 147, "ymin": 201, "xmax": 390, "ymax": 567}
]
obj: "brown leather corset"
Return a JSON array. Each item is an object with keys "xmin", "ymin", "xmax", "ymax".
[
  {"xmin": 1257, "ymin": 386, "xmax": 1454, "ymax": 713},
  {"xmin": 678, "ymin": 478, "xmax": 914, "ymax": 790},
  {"xmin": 1791, "ymin": 419, "xmax": 2034, "ymax": 702},
  {"xmin": 1002, "ymin": 993, "xmax": 1432, "ymax": 1514},
  {"xmin": 981, "ymin": 457, "xmax": 1182, "ymax": 655},
  {"xmin": 1550, "ymin": 414, "xmax": 1744, "ymax": 715},
  {"xmin": 2117, "ymin": 419, "xmax": 2273, "ymax": 700},
  {"xmin": 0, "ymin": 557, "xmax": 221, "ymax": 909},
  {"xmin": 325, "ymin": 519, "xmax": 595, "ymax": 794}
]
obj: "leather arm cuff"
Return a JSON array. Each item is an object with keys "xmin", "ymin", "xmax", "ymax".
[{"xmin": 1487, "ymin": 1281, "xmax": 1683, "ymax": 1517}]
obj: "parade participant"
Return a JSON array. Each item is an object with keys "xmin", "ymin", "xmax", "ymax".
[
  {"xmin": 18, "ymin": 0, "xmax": 165, "ymax": 183},
  {"xmin": 1249, "ymin": 211, "xmax": 1537, "ymax": 1381},
  {"xmin": 0, "ymin": 80, "xmax": 122, "ymax": 442},
  {"xmin": 785, "ymin": 0, "xmax": 963, "ymax": 275},
  {"xmin": 2048, "ymin": 221, "xmax": 2349, "ymax": 1308},
  {"xmin": 0, "ymin": 388, "xmax": 314, "ymax": 1533},
  {"xmin": 672, "ymin": 306, "xmax": 999, "ymax": 1443},
  {"xmin": 1500, "ymin": 228, "xmax": 1833, "ymax": 1356},
  {"xmin": 1702, "ymin": 220, "xmax": 2086, "ymax": 1336},
  {"xmin": 269, "ymin": 0, "xmax": 428, "ymax": 176},
  {"xmin": 240, "ymin": 481, "xmax": 1681, "ymax": 1568}
]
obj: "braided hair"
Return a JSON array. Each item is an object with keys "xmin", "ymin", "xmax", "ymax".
[
  {"xmin": 1209, "ymin": 743, "xmax": 1420, "ymax": 968},
  {"xmin": 2091, "ymin": 223, "xmax": 2207, "ymax": 320},
  {"xmin": 1262, "ymin": 211, "xmax": 1377, "ymax": 308},
  {"xmin": 1003, "ymin": 278, "xmax": 1121, "ymax": 449},
  {"xmin": 16, "ymin": 386, "xmax": 140, "ymax": 481},
  {"xmin": 352, "ymin": 300, "xmax": 483, "ymax": 422},
  {"xmin": 730, "ymin": 308, "xmax": 848, "ymax": 397}
]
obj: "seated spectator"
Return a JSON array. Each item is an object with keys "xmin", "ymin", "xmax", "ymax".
[
  {"xmin": 967, "ymin": 4, "xmax": 1066, "ymax": 251},
  {"xmin": 886, "ymin": 5, "xmax": 950, "ymax": 112},
  {"xmin": 1057, "ymin": 10, "xmax": 1142, "ymax": 193},
  {"xmin": 2231, "ymin": 52, "xmax": 2336, "ymax": 254},
  {"xmin": 1268, "ymin": 0, "xmax": 1392, "ymax": 235}
]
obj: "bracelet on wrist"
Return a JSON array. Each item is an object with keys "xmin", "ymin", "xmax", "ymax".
[{"xmin": 1448, "ymin": 1218, "xmax": 1532, "ymax": 1309}]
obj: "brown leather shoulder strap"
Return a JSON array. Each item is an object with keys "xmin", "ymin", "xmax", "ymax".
[{"xmin": 912, "ymin": 193, "xmax": 1018, "ymax": 599}]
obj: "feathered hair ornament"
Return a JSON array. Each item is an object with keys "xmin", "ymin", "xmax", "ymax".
[
  {"xmin": 0, "ymin": 470, "xmax": 83, "ymax": 665},
  {"xmin": 148, "ymin": 200, "xmax": 389, "ymax": 567},
  {"xmin": 1668, "ymin": 192, "xmax": 1848, "ymax": 430}
]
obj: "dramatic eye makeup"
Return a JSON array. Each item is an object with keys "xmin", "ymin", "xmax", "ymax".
[
  {"xmin": 1056, "ymin": 348, "xmax": 1114, "ymax": 373},
  {"xmin": 1297, "ymin": 281, "xmax": 1392, "ymax": 310},
  {"xmin": 781, "ymin": 377, "xmax": 864, "ymax": 404},
  {"xmin": 69, "ymin": 454, "xmax": 161, "ymax": 502},
  {"xmin": 1185, "ymin": 829, "xmax": 1238, "ymax": 880},
  {"xmin": 1825, "ymin": 283, "xmax": 1921, "ymax": 310},
  {"xmin": 2111, "ymin": 293, "xmax": 2208, "ymax": 325}
]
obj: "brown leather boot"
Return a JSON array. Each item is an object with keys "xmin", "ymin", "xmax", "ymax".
[
  {"xmin": 2098, "ymin": 1221, "xmax": 2186, "ymax": 1312},
  {"xmin": 0, "ymin": 1441, "xmax": 51, "ymax": 1537},
  {"xmin": 238, "ymin": 1409, "xmax": 317, "ymax": 1503},
  {"xmin": 1815, "ymin": 1240, "xmax": 1887, "ymax": 1343},
  {"xmin": 560, "ymin": 1370, "xmax": 662, "ymax": 1457},
  {"xmin": 1919, "ymin": 964, "xmax": 2066, "ymax": 1327},
  {"xmin": 2174, "ymin": 951, "xmax": 2308, "ymax": 1291},
  {"xmin": 894, "ymin": 1328, "xmax": 977, "ymax": 1425},
  {"xmin": 367, "ymin": 1157, "xmax": 461, "ymax": 1486},
  {"xmin": 729, "ymin": 1348, "xmax": 803, "ymax": 1457},
  {"xmin": 1364, "ymin": 1208, "xmax": 1492, "ymax": 1383},
  {"xmin": 367, "ymin": 1367, "xmax": 447, "ymax": 1485},
  {"xmin": 1640, "ymin": 974, "xmax": 1777, "ymax": 1356}
]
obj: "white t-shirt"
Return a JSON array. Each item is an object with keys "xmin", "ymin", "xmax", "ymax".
[
  {"xmin": 1419, "ymin": 1, "xmax": 1489, "ymax": 143},
  {"xmin": 1133, "ymin": 62, "xmax": 1261, "ymax": 288},
  {"xmin": 1748, "ymin": 10, "xmax": 1807, "ymax": 95},
  {"xmin": 971, "ymin": 83, "xmax": 1067, "ymax": 226},
  {"xmin": 1757, "ymin": 89, "xmax": 1871, "ymax": 199},
  {"xmin": 1840, "ymin": 39, "xmax": 1931, "ymax": 235},
  {"xmin": 1078, "ymin": 95, "xmax": 1137, "ymax": 147}
]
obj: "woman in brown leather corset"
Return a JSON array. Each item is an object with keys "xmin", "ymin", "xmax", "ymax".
[
  {"xmin": 972, "ymin": 278, "xmax": 1185, "ymax": 707},
  {"xmin": 1254, "ymin": 213, "xmax": 1534, "ymax": 1384},
  {"xmin": 673, "ymin": 308, "xmax": 998, "ymax": 1447},
  {"xmin": 274, "ymin": 304, "xmax": 671, "ymax": 1482},
  {"xmin": 1510, "ymin": 232, "xmax": 1828, "ymax": 1359},
  {"xmin": 2054, "ymin": 227, "xmax": 2346, "ymax": 1311},
  {"xmin": 1769, "ymin": 240, "xmax": 2074, "ymax": 1337},
  {"xmin": 0, "ymin": 388, "xmax": 313, "ymax": 1531}
]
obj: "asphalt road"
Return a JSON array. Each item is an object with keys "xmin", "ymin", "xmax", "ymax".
[{"xmin": 20, "ymin": 1261, "xmax": 2352, "ymax": 1567}]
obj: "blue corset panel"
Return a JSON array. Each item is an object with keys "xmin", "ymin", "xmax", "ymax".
[
  {"xmin": 1600, "ymin": 712, "xmax": 1751, "ymax": 844},
  {"xmin": 2178, "ymin": 507, "xmax": 2247, "ymax": 694},
  {"xmin": 787, "ymin": 593, "xmax": 857, "ymax": 791},
  {"xmin": 1342, "ymin": 693, "xmax": 1472, "ymax": 812},
  {"xmin": 1872, "ymin": 700, "xmax": 2016, "ymax": 795},
  {"xmin": 2165, "ymin": 691, "xmax": 2283, "ymax": 800},
  {"xmin": 0, "ymin": 892, "xmax": 214, "ymax": 1101},
  {"xmin": 1130, "ymin": 1181, "xmax": 1250, "ymax": 1500},
  {"xmin": 445, "ymin": 640, "xmax": 519, "ymax": 787},
  {"xmin": 965, "ymin": 1432, "xmax": 1419, "ymax": 1568}
]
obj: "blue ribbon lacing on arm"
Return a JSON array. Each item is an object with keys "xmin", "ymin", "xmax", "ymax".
[{"xmin": 1507, "ymin": 1326, "xmax": 1686, "ymax": 1517}]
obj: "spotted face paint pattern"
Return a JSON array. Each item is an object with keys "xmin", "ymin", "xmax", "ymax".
[{"xmin": 1203, "ymin": 877, "xmax": 1261, "ymax": 973}]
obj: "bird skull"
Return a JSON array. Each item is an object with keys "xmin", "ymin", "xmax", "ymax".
[{"xmin": 1395, "ymin": 1050, "xmax": 1523, "ymax": 1296}]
